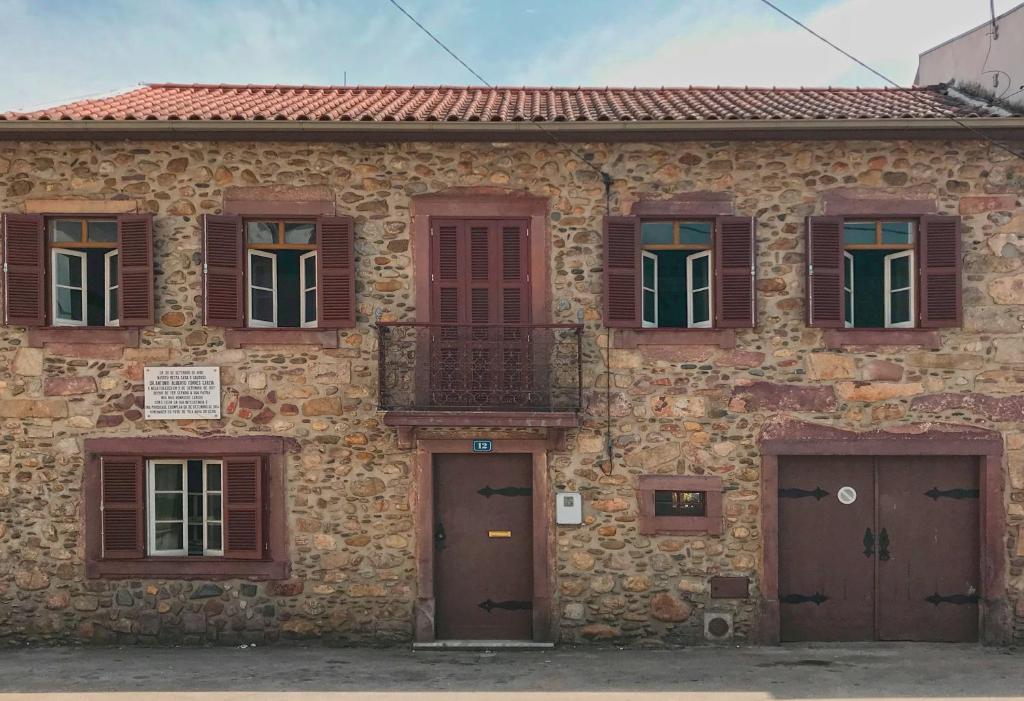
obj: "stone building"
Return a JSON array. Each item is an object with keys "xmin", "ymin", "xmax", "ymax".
[{"xmin": 0, "ymin": 83, "xmax": 1022, "ymax": 647}]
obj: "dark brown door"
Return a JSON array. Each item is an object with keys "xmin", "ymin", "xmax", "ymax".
[
  {"xmin": 780, "ymin": 456, "xmax": 876, "ymax": 641},
  {"xmin": 779, "ymin": 455, "xmax": 980, "ymax": 643},
  {"xmin": 876, "ymin": 456, "xmax": 979, "ymax": 642},
  {"xmin": 434, "ymin": 453, "xmax": 533, "ymax": 640}
]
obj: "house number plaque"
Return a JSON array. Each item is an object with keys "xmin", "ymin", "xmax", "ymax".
[{"xmin": 144, "ymin": 366, "xmax": 221, "ymax": 420}]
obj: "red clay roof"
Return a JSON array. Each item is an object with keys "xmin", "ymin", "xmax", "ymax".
[{"xmin": 0, "ymin": 83, "xmax": 1003, "ymax": 123}]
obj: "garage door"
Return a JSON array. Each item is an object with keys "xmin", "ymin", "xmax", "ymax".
[{"xmin": 779, "ymin": 455, "xmax": 979, "ymax": 642}]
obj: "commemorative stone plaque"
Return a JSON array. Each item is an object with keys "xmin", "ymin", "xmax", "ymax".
[{"xmin": 144, "ymin": 366, "xmax": 221, "ymax": 420}]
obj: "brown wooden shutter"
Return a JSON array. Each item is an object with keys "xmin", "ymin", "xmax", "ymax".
[
  {"xmin": 714, "ymin": 216, "xmax": 756, "ymax": 328},
  {"xmin": 432, "ymin": 219, "xmax": 463, "ymax": 324},
  {"xmin": 117, "ymin": 214, "xmax": 154, "ymax": 326},
  {"xmin": 317, "ymin": 215, "xmax": 356, "ymax": 328},
  {"xmin": 2, "ymin": 213, "xmax": 45, "ymax": 327},
  {"xmin": 919, "ymin": 215, "xmax": 962, "ymax": 328},
  {"xmin": 806, "ymin": 216, "xmax": 844, "ymax": 327},
  {"xmin": 468, "ymin": 221, "xmax": 494, "ymax": 324},
  {"xmin": 100, "ymin": 456, "xmax": 145, "ymax": 559},
  {"xmin": 603, "ymin": 216, "xmax": 641, "ymax": 328},
  {"xmin": 223, "ymin": 456, "xmax": 264, "ymax": 560},
  {"xmin": 499, "ymin": 220, "xmax": 530, "ymax": 324},
  {"xmin": 202, "ymin": 214, "xmax": 244, "ymax": 327}
]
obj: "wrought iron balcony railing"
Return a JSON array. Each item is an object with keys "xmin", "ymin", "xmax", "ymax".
[{"xmin": 377, "ymin": 322, "xmax": 583, "ymax": 413}]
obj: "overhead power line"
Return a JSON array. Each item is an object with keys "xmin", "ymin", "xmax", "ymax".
[{"xmin": 756, "ymin": 0, "xmax": 1024, "ymax": 161}]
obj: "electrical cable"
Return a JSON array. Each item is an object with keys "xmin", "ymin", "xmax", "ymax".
[{"xmin": 757, "ymin": 0, "xmax": 1024, "ymax": 161}]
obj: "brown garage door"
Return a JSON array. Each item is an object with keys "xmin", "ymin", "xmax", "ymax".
[
  {"xmin": 780, "ymin": 455, "xmax": 979, "ymax": 642},
  {"xmin": 434, "ymin": 453, "xmax": 533, "ymax": 640}
]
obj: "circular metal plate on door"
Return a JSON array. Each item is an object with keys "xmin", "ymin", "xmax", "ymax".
[{"xmin": 837, "ymin": 486, "xmax": 857, "ymax": 505}]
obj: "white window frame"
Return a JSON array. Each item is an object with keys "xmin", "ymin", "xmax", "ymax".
[
  {"xmin": 686, "ymin": 249, "xmax": 713, "ymax": 329},
  {"xmin": 146, "ymin": 459, "xmax": 224, "ymax": 558},
  {"xmin": 299, "ymin": 250, "xmax": 318, "ymax": 329},
  {"xmin": 884, "ymin": 249, "xmax": 915, "ymax": 329},
  {"xmin": 50, "ymin": 248, "xmax": 88, "ymax": 327},
  {"xmin": 843, "ymin": 251, "xmax": 854, "ymax": 329},
  {"xmin": 247, "ymin": 249, "xmax": 278, "ymax": 328},
  {"xmin": 641, "ymin": 250, "xmax": 658, "ymax": 328},
  {"xmin": 104, "ymin": 249, "xmax": 119, "ymax": 327}
]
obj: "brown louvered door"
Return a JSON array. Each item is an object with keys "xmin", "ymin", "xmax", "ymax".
[
  {"xmin": 318, "ymin": 216, "xmax": 356, "ymax": 328},
  {"xmin": 2, "ymin": 213, "xmax": 45, "ymax": 326},
  {"xmin": 715, "ymin": 216, "xmax": 756, "ymax": 328},
  {"xmin": 223, "ymin": 456, "xmax": 264, "ymax": 560},
  {"xmin": 806, "ymin": 216, "xmax": 844, "ymax": 327},
  {"xmin": 117, "ymin": 214, "xmax": 154, "ymax": 326},
  {"xmin": 603, "ymin": 216, "xmax": 641, "ymax": 327},
  {"xmin": 919, "ymin": 215, "xmax": 962, "ymax": 328},
  {"xmin": 202, "ymin": 214, "xmax": 244, "ymax": 327},
  {"xmin": 100, "ymin": 456, "xmax": 145, "ymax": 559}
]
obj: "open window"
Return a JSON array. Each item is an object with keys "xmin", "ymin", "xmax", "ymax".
[
  {"xmin": 245, "ymin": 220, "xmax": 315, "ymax": 329},
  {"xmin": 639, "ymin": 221, "xmax": 713, "ymax": 329},
  {"xmin": 147, "ymin": 459, "xmax": 224, "ymax": 557},
  {"xmin": 808, "ymin": 216, "xmax": 960, "ymax": 330}
]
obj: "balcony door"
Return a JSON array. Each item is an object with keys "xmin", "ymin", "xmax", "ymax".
[{"xmin": 429, "ymin": 219, "xmax": 532, "ymax": 408}]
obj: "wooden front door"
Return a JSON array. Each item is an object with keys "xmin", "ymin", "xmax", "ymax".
[
  {"xmin": 434, "ymin": 453, "xmax": 533, "ymax": 640},
  {"xmin": 429, "ymin": 219, "xmax": 531, "ymax": 408},
  {"xmin": 779, "ymin": 455, "xmax": 979, "ymax": 642}
]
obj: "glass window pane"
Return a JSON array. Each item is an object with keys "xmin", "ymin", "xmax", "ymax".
[
  {"xmin": 87, "ymin": 220, "xmax": 117, "ymax": 242},
  {"xmin": 154, "ymin": 522, "xmax": 183, "ymax": 551},
  {"xmin": 643, "ymin": 290, "xmax": 656, "ymax": 324},
  {"xmin": 56, "ymin": 288, "xmax": 82, "ymax": 321},
  {"xmin": 108, "ymin": 254, "xmax": 118, "ymax": 286},
  {"xmin": 155, "ymin": 493, "xmax": 183, "ymax": 520},
  {"xmin": 303, "ymin": 255, "xmax": 317, "ymax": 287},
  {"xmin": 844, "ymin": 289, "xmax": 853, "ymax": 326},
  {"xmin": 641, "ymin": 221, "xmax": 674, "ymax": 245},
  {"xmin": 642, "ymin": 255, "xmax": 655, "ymax": 288},
  {"xmin": 246, "ymin": 221, "xmax": 277, "ymax": 244},
  {"xmin": 207, "ymin": 494, "xmax": 222, "ymax": 521},
  {"xmin": 206, "ymin": 464, "xmax": 221, "ymax": 491},
  {"xmin": 250, "ymin": 254, "xmax": 274, "ymax": 288},
  {"xmin": 50, "ymin": 219, "xmax": 81, "ymax": 243},
  {"xmin": 108, "ymin": 289, "xmax": 119, "ymax": 319},
  {"xmin": 690, "ymin": 254, "xmax": 709, "ymax": 288},
  {"xmin": 207, "ymin": 524, "xmax": 222, "ymax": 552},
  {"xmin": 679, "ymin": 222, "xmax": 712, "ymax": 245},
  {"xmin": 284, "ymin": 222, "xmax": 316, "ymax": 244},
  {"xmin": 843, "ymin": 222, "xmax": 876, "ymax": 245},
  {"xmin": 692, "ymin": 290, "xmax": 710, "ymax": 324},
  {"xmin": 153, "ymin": 464, "xmax": 183, "ymax": 491},
  {"xmin": 252, "ymin": 288, "xmax": 275, "ymax": 322},
  {"xmin": 881, "ymin": 221, "xmax": 913, "ymax": 245},
  {"xmin": 890, "ymin": 289, "xmax": 911, "ymax": 324},
  {"xmin": 304, "ymin": 290, "xmax": 317, "ymax": 323},
  {"xmin": 890, "ymin": 255, "xmax": 911, "ymax": 289},
  {"xmin": 55, "ymin": 253, "xmax": 82, "ymax": 287}
]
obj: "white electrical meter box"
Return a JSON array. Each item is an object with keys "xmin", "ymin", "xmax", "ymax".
[{"xmin": 556, "ymin": 492, "xmax": 582, "ymax": 525}]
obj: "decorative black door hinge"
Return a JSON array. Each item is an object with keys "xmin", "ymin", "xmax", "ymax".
[
  {"xmin": 925, "ymin": 592, "xmax": 979, "ymax": 606},
  {"xmin": 782, "ymin": 592, "xmax": 828, "ymax": 605},
  {"xmin": 779, "ymin": 486, "xmax": 829, "ymax": 500},
  {"xmin": 878, "ymin": 527, "xmax": 890, "ymax": 561},
  {"xmin": 478, "ymin": 485, "xmax": 532, "ymax": 498},
  {"xmin": 924, "ymin": 487, "xmax": 980, "ymax": 501},
  {"xmin": 478, "ymin": 599, "xmax": 533, "ymax": 613},
  {"xmin": 863, "ymin": 527, "xmax": 875, "ymax": 558}
]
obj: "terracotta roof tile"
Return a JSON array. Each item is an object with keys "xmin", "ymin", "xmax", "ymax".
[{"xmin": 0, "ymin": 83, "xmax": 1004, "ymax": 123}]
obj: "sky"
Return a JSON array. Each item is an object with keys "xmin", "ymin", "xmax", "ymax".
[{"xmin": 0, "ymin": 0, "xmax": 1020, "ymax": 112}]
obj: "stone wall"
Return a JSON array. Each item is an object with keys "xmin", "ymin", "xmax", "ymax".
[{"xmin": 0, "ymin": 137, "xmax": 1021, "ymax": 645}]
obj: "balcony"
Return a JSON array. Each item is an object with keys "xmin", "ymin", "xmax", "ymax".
[{"xmin": 377, "ymin": 322, "xmax": 583, "ymax": 434}]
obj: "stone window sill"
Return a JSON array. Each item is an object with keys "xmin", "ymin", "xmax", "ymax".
[
  {"xmin": 86, "ymin": 558, "xmax": 288, "ymax": 580},
  {"xmin": 613, "ymin": 328, "xmax": 736, "ymax": 349},
  {"xmin": 224, "ymin": 328, "xmax": 339, "ymax": 348},
  {"xmin": 823, "ymin": 329, "xmax": 941, "ymax": 350},
  {"xmin": 27, "ymin": 327, "xmax": 140, "ymax": 348}
]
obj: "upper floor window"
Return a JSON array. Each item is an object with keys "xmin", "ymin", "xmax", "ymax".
[
  {"xmin": 604, "ymin": 215, "xmax": 756, "ymax": 330},
  {"xmin": 202, "ymin": 214, "xmax": 355, "ymax": 329},
  {"xmin": 807, "ymin": 215, "xmax": 962, "ymax": 330},
  {"xmin": 2, "ymin": 213, "xmax": 154, "ymax": 328}
]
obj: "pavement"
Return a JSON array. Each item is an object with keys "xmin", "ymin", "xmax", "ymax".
[{"xmin": 0, "ymin": 642, "xmax": 1021, "ymax": 701}]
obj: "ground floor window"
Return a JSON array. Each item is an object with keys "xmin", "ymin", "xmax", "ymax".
[{"xmin": 147, "ymin": 459, "xmax": 223, "ymax": 557}]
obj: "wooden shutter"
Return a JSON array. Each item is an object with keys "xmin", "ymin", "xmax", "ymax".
[
  {"xmin": 2, "ymin": 213, "xmax": 45, "ymax": 327},
  {"xmin": 202, "ymin": 214, "xmax": 244, "ymax": 327},
  {"xmin": 432, "ymin": 219, "xmax": 464, "ymax": 324},
  {"xmin": 806, "ymin": 216, "xmax": 845, "ymax": 327},
  {"xmin": 117, "ymin": 214, "xmax": 154, "ymax": 326},
  {"xmin": 714, "ymin": 216, "xmax": 756, "ymax": 328},
  {"xmin": 919, "ymin": 215, "xmax": 962, "ymax": 328},
  {"xmin": 317, "ymin": 215, "xmax": 356, "ymax": 328},
  {"xmin": 499, "ymin": 220, "xmax": 531, "ymax": 324},
  {"xmin": 223, "ymin": 456, "xmax": 264, "ymax": 560},
  {"xmin": 468, "ymin": 221, "xmax": 494, "ymax": 324},
  {"xmin": 603, "ymin": 216, "xmax": 641, "ymax": 328},
  {"xmin": 100, "ymin": 456, "xmax": 145, "ymax": 559}
]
